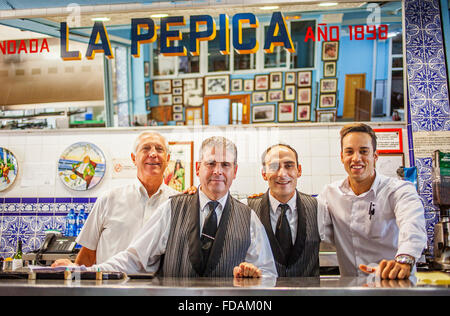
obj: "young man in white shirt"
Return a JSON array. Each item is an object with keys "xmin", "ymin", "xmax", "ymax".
[
  {"xmin": 53, "ymin": 132, "xmax": 178, "ymax": 266},
  {"xmin": 317, "ymin": 123, "xmax": 427, "ymax": 280}
]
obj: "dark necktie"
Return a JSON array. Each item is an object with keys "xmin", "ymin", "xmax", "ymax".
[
  {"xmin": 275, "ymin": 203, "xmax": 293, "ymax": 258},
  {"xmin": 201, "ymin": 201, "xmax": 219, "ymax": 269}
]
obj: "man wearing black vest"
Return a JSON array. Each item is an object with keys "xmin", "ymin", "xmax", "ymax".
[
  {"xmin": 247, "ymin": 144, "xmax": 320, "ymax": 277},
  {"xmin": 81, "ymin": 136, "xmax": 277, "ymax": 278}
]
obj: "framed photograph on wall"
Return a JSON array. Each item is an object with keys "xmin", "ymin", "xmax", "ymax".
[
  {"xmin": 145, "ymin": 82, "xmax": 150, "ymax": 97},
  {"xmin": 173, "ymin": 87, "xmax": 183, "ymax": 95},
  {"xmin": 285, "ymin": 85, "xmax": 296, "ymax": 101},
  {"xmin": 146, "ymin": 99, "xmax": 151, "ymax": 112},
  {"xmin": 285, "ymin": 72, "xmax": 296, "ymax": 85},
  {"xmin": 324, "ymin": 61, "xmax": 337, "ymax": 77},
  {"xmin": 205, "ymin": 75, "xmax": 230, "ymax": 96},
  {"xmin": 322, "ymin": 41, "xmax": 339, "ymax": 61},
  {"xmin": 173, "ymin": 112, "xmax": 184, "ymax": 121},
  {"xmin": 252, "ymin": 104, "xmax": 275, "ymax": 123},
  {"xmin": 278, "ymin": 102, "xmax": 295, "ymax": 122},
  {"xmin": 254, "ymin": 74, "xmax": 269, "ymax": 90},
  {"xmin": 319, "ymin": 94, "xmax": 336, "ymax": 108},
  {"xmin": 252, "ymin": 91, "xmax": 267, "ymax": 104},
  {"xmin": 298, "ymin": 88, "xmax": 311, "ymax": 104},
  {"xmin": 376, "ymin": 153, "xmax": 405, "ymax": 178},
  {"xmin": 298, "ymin": 71, "xmax": 312, "ymax": 87},
  {"xmin": 183, "ymin": 78, "xmax": 203, "ymax": 107},
  {"xmin": 316, "ymin": 109, "xmax": 337, "ymax": 122},
  {"xmin": 172, "ymin": 79, "xmax": 183, "ymax": 87},
  {"xmin": 231, "ymin": 79, "xmax": 243, "ymax": 92},
  {"xmin": 173, "ymin": 95, "xmax": 183, "ymax": 104},
  {"xmin": 173, "ymin": 104, "xmax": 183, "ymax": 113},
  {"xmin": 373, "ymin": 128, "xmax": 404, "ymax": 154},
  {"xmin": 268, "ymin": 90, "xmax": 283, "ymax": 102},
  {"xmin": 270, "ymin": 72, "xmax": 282, "ymax": 90},
  {"xmin": 153, "ymin": 79, "xmax": 172, "ymax": 94},
  {"xmin": 158, "ymin": 94, "xmax": 173, "ymax": 106},
  {"xmin": 297, "ymin": 105, "xmax": 311, "ymax": 121},
  {"xmin": 320, "ymin": 78, "xmax": 338, "ymax": 93},
  {"xmin": 144, "ymin": 61, "xmax": 150, "ymax": 78},
  {"xmin": 244, "ymin": 79, "xmax": 254, "ymax": 92},
  {"xmin": 163, "ymin": 141, "xmax": 194, "ymax": 192}
]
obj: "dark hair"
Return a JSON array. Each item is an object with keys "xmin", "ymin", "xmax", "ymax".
[
  {"xmin": 340, "ymin": 123, "xmax": 377, "ymax": 151},
  {"xmin": 261, "ymin": 144, "xmax": 299, "ymax": 169}
]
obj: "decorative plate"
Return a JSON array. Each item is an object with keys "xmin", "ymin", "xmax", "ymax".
[
  {"xmin": 58, "ymin": 142, "xmax": 106, "ymax": 191},
  {"xmin": 0, "ymin": 147, "xmax": 18, "ymax": 191}
]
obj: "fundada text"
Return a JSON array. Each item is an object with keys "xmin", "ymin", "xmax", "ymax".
[{"xmin": 0, "ymin": 39, "xmax": 50, "ymax": 55}]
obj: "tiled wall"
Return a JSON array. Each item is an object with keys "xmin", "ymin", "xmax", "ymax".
[
  {"xmin": 0, "ymin": 123, "xmax": 407, "ymax": 258},
  {"xmin": 405, "ymin": 0, "xmax": 450, "ymax": 256}
]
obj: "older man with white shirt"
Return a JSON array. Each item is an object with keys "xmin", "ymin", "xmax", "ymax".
[
  {"xmin": 317, "ymin": 123, "xmax": 427, "ymax": 280},
  {"xmin": 53, "ymin": 131, "xmax": 178, "ymax": 267}
]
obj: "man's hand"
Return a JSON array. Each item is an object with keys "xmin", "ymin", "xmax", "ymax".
[
  {"xmin": 359, "ymin": 259, "xmax": 412, "ymax": 280},
  {"xmin": 183, "ymin": 186, "xmax": 197, "ymax": 195},
  {"xmin": 247, "ymin": 193, "xmax": 263, "ymax": 199},
  {"xmin": 51, "ymin": 259, "xmax": 77, "ymax": 268},
  {"xmin": 233, "ymin": 262, "xmax": 262, "ymax": 278}
]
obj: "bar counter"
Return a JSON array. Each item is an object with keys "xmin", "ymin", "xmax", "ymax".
[{"xmin": 0, "ymin": 275, "xmax": 449, "ymax": 296}]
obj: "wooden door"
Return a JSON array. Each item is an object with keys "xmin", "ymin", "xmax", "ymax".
[
  {"xmin": 343, "ymin": 74, "xmax": 366, "ymax": 119},
  {"xmin": 204, "ymin": 95, "xmax": 250, "ymax": 125}
]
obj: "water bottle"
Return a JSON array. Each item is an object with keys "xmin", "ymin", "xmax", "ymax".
[
  {"xmin": 76, "ymin": 208, "xmax": 86, "ymax": 236},
  {"xmin": 67, "ymin": 209, "xmax": 76, "ymax": 237}
]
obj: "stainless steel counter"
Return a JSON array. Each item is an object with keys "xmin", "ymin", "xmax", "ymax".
[{"xmin": 0, "ymin": 276, "xmax": 448, "ymax": 296}]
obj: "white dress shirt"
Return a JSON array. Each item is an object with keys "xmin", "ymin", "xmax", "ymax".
[
  {"xmin": 89, "ymin": 188, "xmax": 278, "ymax": 278},
  {"xmin": 317, "ymin": 172, "xmax": 427, "ymax": 277},
  {"xmin": 76, "ymin": 179, "xmax": 178, "ymax": 264}
]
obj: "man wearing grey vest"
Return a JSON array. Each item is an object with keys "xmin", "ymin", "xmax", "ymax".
[
  {"xmin": 84, "ymin": 136, "xmax": 277, "ymax": 278},
  {"xmin": 246, "ymin": 144, "xmax": 320, "ymax": 277}
]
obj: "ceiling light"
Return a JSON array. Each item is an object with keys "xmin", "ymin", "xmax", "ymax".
[
  {"xmin": 151, "ymin": 13, "xmax": 169, "ymax": 18},
  {"xmin": 91, "ymin": 17, "xmax": 110, "ymax": 22},
  {"xmin": 260, "ymin": 6, "xmax": 279, "ymax": 10},
  {"xmin": 318, "ymin": 2, "xmax": 338, "ymax": 7}
]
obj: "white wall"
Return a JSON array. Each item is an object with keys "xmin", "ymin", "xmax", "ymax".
[{"xmin": 0, "ymin": 122, "xmax": 408, "ymax": 198}]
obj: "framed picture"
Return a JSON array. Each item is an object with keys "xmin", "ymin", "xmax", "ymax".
[
  {"xmin": 320, "ymin": 78, "xmax": 338, "ymax": 93},
  {"xmin": 285, "ymin": 85, "xmax": 296, "ymax": 101},
  {"xmin": 319, "ymin": 94, "xmax": 336, "ymax": 108},
  {"xmin": 173, "ymin": 95, "xmax": 183, "ymax": 104},
  {"xmin": 244, "ymin": 79, "xmax": 254, "ymax": 92},
  {"xmin": 298, "ymin": 88, "xmax": 311, "ymax": 104},
  {"xmin": 0, "ymin": 147, "xmax": 18, "ymax": 192},
  {"xmin": 252, "ymin": 91, "xmax": 267, "ymax": 104},
  {"xmin": 376, "ymin": 153, "xmax": 405, "ymax": 178},
  {"xmin": 158, "ymin": 94, "xmax": 173, "ymax": 106},
  {"xmin": 144, "ymin": 61, "xmax": 150, "ymax": 78},
  {"xmin": 316, "ymin": 109, "xmax": 337, "ymax": 122},
  {"xmin": 270, "ymin": 72, "xmax": 282, "ymax": 90},
  {"xmin": 268, "ymin": 90, "xmax": 283, "ymax": 102},
  {"xmin": 252, "ymin": 104, "xmax": 275, "ymax": 123},
  {"xmin": 163, "ymin": 141, "xmax": 194, "ymax": 192},
  {"xmin": 205, "ymin": 75, "xmax": 230, "ymax": 96},
  {"xmin": 172, "ymin": 79, "xmax": 182, "ymax": 87},
  {"xmin": 297, "ymin": 105, "xmax": 311, "ymax": 121},
  {"xmin": 322, "ymin": 41, "xmax": 339, "ymax": 61},
  {"xmin": 183, "ymin": 78, "xmax": 203, "ymax": 107},
  {"xmin": 254, "ymin": 74, "xmax": 269, "ymax": 90},
  {"xmin": 373, "ymin": 128, "xmax": 404, "ymax": 153},
  {"xmin": 285, "ymin": 72, "xmax": 296, "ymax": 85},
  {"xmin": 298, "ymin": 71, "xmax": 312, "ymax": 87},
  {"xmin": 145, "ymin": 82, "xmax": 150, "ymax": 97},
  {"xmin": 153, "ymin": 79, "xmax": 172, "ymax": 94},
  {"xmin": 278, "ymin": 102, "xmax": 295, "ymax": 122},
  {"xmin": 231, "ymin": 79, "xmax": 243, "ymax": 92},
  {"xmin": 173, "ymin": 87, "xmax": 183, "ymax": 95},
  {"xmin": 173, "ymin": 112, "xmax": 184, "ymax": 121},
  {"xmin": 185, "ymin": 106, "xmax": 203, "ymax": 125},
  {"xmin": 324, "ymin": 61, "xmax": 336, "ymax": 77},
  {"xmin": 146, "ymin": 99, "xmax": 151, "ymax": 112},
  {"xmin": 173, "ymin": 104, "xmax": 183, "ymax": 113}
]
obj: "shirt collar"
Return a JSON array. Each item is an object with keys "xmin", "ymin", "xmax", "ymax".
[
  {"xmin": 268, "ymin": 190, "xmax": 297, "ymax": 214},
  {"xmin": 135, "ymin": 178, "xmax": 164, "ymax": 199},
  {"xmin": 198, "ymin": 186, "xmax": 229, "ymax": 213},
  {"xmin": 339, "ymin": 171, "xmax": 381, "ymax": 198}
]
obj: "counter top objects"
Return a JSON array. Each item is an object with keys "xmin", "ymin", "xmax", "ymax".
[{"xmin": 0, "ymin": 274, "xmax": 449, "ymax": 296}]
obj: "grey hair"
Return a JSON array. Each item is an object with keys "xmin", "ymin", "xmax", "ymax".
[
  {"xmin": 199, "ymin": 136, "xmax": 237, "ymax": 164},
  {"xmin": 132, "ymin": 131, "xmax": 169, "ymax": 154}
]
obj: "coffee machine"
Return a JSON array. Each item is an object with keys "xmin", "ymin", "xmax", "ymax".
[{"xmin": 432, "ymin": 150, "xmax": 450, "ymax": 271}]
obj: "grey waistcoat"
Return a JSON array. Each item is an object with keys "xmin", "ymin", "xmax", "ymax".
[
  {"xmin": 161, "ymin": 192, "xmax": 251, "ymax": 277},
  {"xmin": 248, "ymin": 190, "xmax": 320, "ymax": 277}
]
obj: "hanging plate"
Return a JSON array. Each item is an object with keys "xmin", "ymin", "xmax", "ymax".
[{"xmin": 0, "ymin": 147, "xmax": 18, "ymax": 191}]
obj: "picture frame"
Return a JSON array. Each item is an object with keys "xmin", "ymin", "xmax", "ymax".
[
  {"xmin": 173, "ymin": 87, "xmax": 183, "ymax": 95},
  {"xmin": 183, "ymin": 78, "xmax": 203, "ymax": 107},
  {"xmin": 244, "ymin": 79, "xmax": 254, "ymax": 92},
  {"xmin": 144, "ymin": 61, "xmax": 150, "ymax": 78},
  {"xmin": 320, "ymin": 78, "xmax": 338, "ymax": 93},
  {"xmin": 205, "ymin": 75, "xmax": 230, "ymax": 96},
  {"xmin": 319, "ymin": 94, "xmax": 336, "ymax": 108},
  {"xmin": 298, "ymin": 71, "xmax": 312, "ymax": 87},
  {"xmin": 252, "ymin": 91, "xmax": 267, "ymax": 104},
  {"xmin": 173, "ymin": 95, "xmax": 183, "ymax": 105},
  {"xmin": 278, "ymin": 102, "xmax": 295, "ymax": 122},
  {"xmin": 284, "ymin": 85, "xmax": 296, "ymax": 101},
  {"xmin": 145, "ymin": 82, "xmax": 150, "ymax": 97},
  {"xmin": 322, "ymin": 41, "xmax": 339, "ymax": 61},
  {"xmin": 268, "ymin": 90, "xmax": 283, "ymax": 102},
  {"xmin": 270, "ymin": 72, "xmax": 282, "ymax": 90},
  {"xmin": 252, "ymin": 104, "xmax": 275, "ymax": 123},
  {"xmin": 172, "ymin": 79, "xmax": 183, "ymax": 87},
  {"xmin": 173, "ymin": 112, "xmax": 184, "ymax": 121},
  {"xmin": 316, "ymin": 109, "xmax": 337, "ymax": 122},
  {"xmin": 297, "ymin": 105, "xmax": 311, "ymax": 121},
  {"xmin": 153, "ymin": 79, "xmax": 172, "ymax": 94},
  {"xmin": 376, "ymin": 153, "xmax": 405, "ymax": 178},
  {"xmin": 324, "ymin": 61, "xmax": 337, "ymax": 77},
  {"xmin": 254, "ymin": 74, "xmax": 269, "ymax": 90},
  {"xmin": 185, "ymin": 106, "xmax": 203, "ymax": 125},
  {"xmin": 373, "ymin": 128, "xmax": 404, "ymax": 154},
  {"xmin": 231, "ymin": 79, "xmax": 243, "ymax": 92},
  {"xmin": 285, "ymin": 72, "xmax": 296, "ymax": 85},
  {"xmin": 158, "ymin": 94, "xmax": 173, "ymax": 106},
  {"xmin": 172, "ymin": 104, "xmax": 183, "ymax": 113},
  {"xmin": 146, "ymin": 99, "xmax": 151, "ymax": 112},
  {"xmin": 297, "ymin": 88, "xmax": 311, "ymax": 104},
  {"xmin": 163, "ymin": 141, "xmax": 194, "ymax": 192}
]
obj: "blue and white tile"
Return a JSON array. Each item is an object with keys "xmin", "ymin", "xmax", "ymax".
[{"xmin": 422, "ymin": 46, "xmax": 446, "ymax": 64}]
